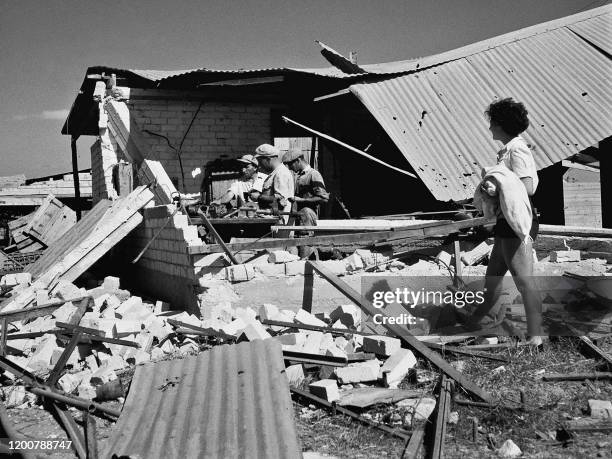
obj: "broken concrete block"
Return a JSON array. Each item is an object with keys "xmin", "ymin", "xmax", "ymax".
[
  {"xmin": 331, "ymin": 320, "xmax": 347, "ymax": 330},
  {"xmin": 319, "ymin": 333, "xmax": 334, "ymax": 353},
  {"xmin": 325, "ymin": 344, "xmax": 348, "ymax": 359},
  {"xmin": 99, "ymin": 353, "xmax": 127, "ymax": 371},
  {"xmin": 58, "ymin": 373, "xmax": 82, "ymax": 393},
  {"xmin": 224, "ymin": 264, "xmax": 256, "ymax": 282},
  {"xmin": 300, "ymin": 332, "xmax": 324, "ymax": 354},
  {"xmin": 239, "ymin": 322, "xmax": 272, "ymax": 341},
  {"xmin": 380, "ymin": 349, "xmax": 417, "ymax": 388},
  {"xmin": 114, "ymin": 320, "xmax": 142, "ymax": 337},
  {"xmin": 52, "ymin": 301, "xmax": 79, "ymax": 323},
  {"xmin": 285, "ymin": 260, "xmax": 306, "ymax": 276},
  {"xmin": 126, "ymin": 349, "xmax": 151, "ymax": 365},
  {"xmin": 344, "ymin": 253, "xmax": 364, "ymax": 272},
  {"xmin": 4, "ymin": 386, "xmax": 27, "ymax": 408},
  {"xmin": 102, "ymin": 276, "xmax": 120, "ymax": 291},
  {"xmin": 355, "ymin": 249, "xmax": 390, "ymax": 268},
  {"xmin": 362, "ymin": 336, "xmax": 401, "ymax": 357},
  {"xmin": 92, "ymin": 293, "xmax": 110, "ymax": 310},
  {"xmin": 221, "ymin": 318, "xmax": 247, "ymax": 336},
  {"xmin": 179, "ymin": 340, "xmax": 199, "ymax": 355},
  {"xmin": 268, "ymin": 250, "xmax": 300, "ymax": 264},
  {"xmin": 285, "ymin": 364, "xmax": 305, "ymax": 386},
  {"xmin": 78, "ymin": 383, "xmax": 97, "ymax": 400},
  {"xmin": 160, "ymin": 340, "xmax": 176, "ymax": 354},
  {"xmin": 115, "ymin": 296, "xmax": 145, "ymax": 318},
  {"xmin": 550, "ymin": 250, "xmax": 581, "ymax": 262},
  {"xmin": 435, "ymin": 250, "xmax": 452, "ymax": 268},
  {"xmin": 330, "ymin": 305, "xmax": 361, "ymax": 329},
  {"xmin": 275, "ymin": 333, "xmax": 306, "ymax": 346},
  {"xmin": 151, "ymin": 347, "xmax": 164, "ymax": 360},
  {"xmin": 334, "ymin": 336, "xmax": 349, "ymax": 350},
  {"xmin": 588, "ymin": 399, "xmax": 612, "ymax": 419},
  {"xmin": 309, "ymin": 379, "xmax": 340, "ymax": 402},
  {"xmin": 335, "ymin": 360, "xmax": 380, "ymax": 384},
  {"xmin": 29, "ymin": 335, "xmax": 61, "ymax": 371},
  {"xmin": 461, "ymin": 242, "xmax": 492, "ymax": 266},
  {"xmin": 53, "ymin": 280, "xmax": 83, "ymax": 301},
  {"xmin": 144, "ymin": 316, "xmax": 172, "ymax": 341},
  {"xmin": 135, "ymin": 331, "xmax": 154, "ymax": 353},
  {"xmin": 253, "ymin": 263, "xmax": 286, "ymax": 277},
  {"xmin": 234, "ymin": 307, "xmax": 257, "ymax": 323},
  {"xmin": 497, "ymin": 439, "xmax": 522, "ymax": 458},
  {"xmin": 154, "ymin": 300, "xmax": 171, "ymax": 314},
  {"xmin": 295, "ymin": 309, "xmax": 327, "ymax": 327},
  {"xmin": 36, "ymin": 289, "xmax": 49, "ymax": 305},
  {"xmin": 280, "ymin": 309, "xmax": 296, "ymax": 322},
  {"xmin": 259, "ymin": 303, "xmax": 280, "ymax": 322},
  {"xmin": 85, "ymin": 355, "xmax": 99, "ymax": 372},
  {"xmin": 4, "ymin": 272, "xmax": 32, "ymax": 287},
  {"xmin": 320, "ymin": 260, "xmax": 347, "ymax": 276},
  {"xmin": 105, "ymin": 295, "xmax": 122, "ymax": 310},
  {"xmin": 397, "ymin": 397, "xmax": 437, "ymax": 421},
  {"xmin": 90, "ymin": 365, "xmax": 118, "ymax": 385},
  {"xmin": 314, "ymin": 312, "xmax": 331, "ymax": 324}
]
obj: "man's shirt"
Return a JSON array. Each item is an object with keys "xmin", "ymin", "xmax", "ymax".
[
  {"xmin": 228, "ymin": 172, "xmax": 267, "ymax": 201},
  {"xmin": 261, "ymin": 163, "xmax": 294, "ymax": 216},
  {"xmin": 295, "ymin": 165, "xmax": 329, "ymax": 209}
]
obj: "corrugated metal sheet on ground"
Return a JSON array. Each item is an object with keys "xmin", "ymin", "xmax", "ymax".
[
  {"xmin": 104, "ymin": 340, "xmax": 301, "ymax": 459},
  {"xmin": 350, "ymin": 11, "xmax": 611, "ymax": 201}
]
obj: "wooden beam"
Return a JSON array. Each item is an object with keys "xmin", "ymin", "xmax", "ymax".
[
  {"xmin": 189, "ymin": 218, "xmax": 485, "ymax": 254},
  {"xmin": 431, "ymin": 375, "xmax": 452, "ymax": 459},
  {"xmin": 538, "ymin": 224, "xmax": 612, "ymax": 238},
  {"xmin": 197, "ymin": 210, "xmax": 239, "ymax": 264},
  {"xmin": 307, "ymin": 261, "xmax": 493, "ymax": 403},
  {"xmin": 71, "ymin": 136, "xmax": 82, "ymax": 220}
]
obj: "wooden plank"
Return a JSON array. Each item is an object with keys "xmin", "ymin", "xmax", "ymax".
[
  {"xmin": 307, "ymin": 261, "xmax": 493, "ymax": 403},
  {"xmin": 539, "ymin": 224, "xmax": 612, "ymax": 238},
  {"xmin": 23, "ymin": 195, "xmax": 76, "ymax": 246},
  {"xmin": 403, "ymin": 425, "xmax": 425, "ymax": 459},
  {"xmin": 542, "ymin": 372, "xmax": 612, "ymax": 381},
  {"xmin": 189, "ymin": 218, "xmax": 486, "ymax": 254},
  {"xmin": 337, "ymin": 388, "xmax": 423, "ymax": 408},
  {"xmin": 197, "ymin": 209, "xmax": 239, "ymax": 264},
  {"xmin": 137, "ymin": 159, "xmax": 176, "ymax": 205},
  {"xmin": 431, "ymin": 375, "xmax": 452, "ymax": 459}
]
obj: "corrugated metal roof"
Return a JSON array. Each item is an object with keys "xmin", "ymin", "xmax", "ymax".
[
  {"xmin": 568, "ymin": 10, "xmax": 612, "ymax": 55},
  {"xmin": 349, "ymin": 11, "xmax": 612, "ymax": 201},
  {"xmin": 104, "ymin": 340, "xmax": 301, "ymax": 459},
  {"xmin": 352, "ymin": 5, "xmax": 612, "ymax": 75}
]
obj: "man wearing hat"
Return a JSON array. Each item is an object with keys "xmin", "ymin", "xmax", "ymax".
[
  {"xmin": 254, "ymin": 143, "xmax": 294, "ymax": 223},
  {"xmin": 211, "ymin": 154, "xmax": 267, "ymax": 207},
  {"xmin": 283, "ymin": 148, "xmax": 329, "ymax": 227}
]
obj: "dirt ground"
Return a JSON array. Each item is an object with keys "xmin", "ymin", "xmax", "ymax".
[{"xmin": 4, "ymin": 257, "xmax": 611, "ymax": 458}]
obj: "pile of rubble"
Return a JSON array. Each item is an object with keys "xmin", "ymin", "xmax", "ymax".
[{"xmin": 0, "ymin": 271, "xmax": 440, "ymax": 431}]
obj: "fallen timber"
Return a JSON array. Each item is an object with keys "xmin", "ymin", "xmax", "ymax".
[
  {"xmin": 307, "ymin": 261, "xmax": 494, "ymax": 403},
  {"xmin": 189, "ymin": 217, "xmax": 486, "ymax": 254}
]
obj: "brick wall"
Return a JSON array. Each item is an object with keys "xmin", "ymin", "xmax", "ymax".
[
  {"xmin": 117, "ymin": 204, "xmax": 204, "ymax": 313},
  {"xmin": 126, "ymin": 92, "xmax": 272, "ymax": 193},
  {"xmin": 90, "ymin": 135, "xmax": 119, "ymax": 204}
]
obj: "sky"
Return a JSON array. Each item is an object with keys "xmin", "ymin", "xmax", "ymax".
[{"xmin": 0, "ymin": 0, "xmax": 606, "ymax": 178}]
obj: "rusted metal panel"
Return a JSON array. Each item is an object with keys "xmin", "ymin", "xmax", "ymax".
[
  {"xmin": 350, "ymin": 19, "xmax": 611, "ymax": 201},
  {"xmin": 569, "ymin": 12, "xmax": 612, "ymax": 54},
  {"xmin": 104, "ymin": 340, "xmax": 301, "ymax": 459}
]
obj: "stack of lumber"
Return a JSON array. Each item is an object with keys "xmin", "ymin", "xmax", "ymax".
[
  {"xmin": 6, "ymin": 195, "xmax": 76, "ymax": 253},
  {"xmin": 0, "ymin": 173, "xmax": 92, "ymax": 206},
  {"xmin": 0, "ymin": 186, "xmax": 153, "ymax": 312}
]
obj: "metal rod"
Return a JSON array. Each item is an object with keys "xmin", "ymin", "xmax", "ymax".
[
  {"xmin": 197, "ymin": 209, "xmax": 239, "ymax": 264},
  {"xmin": 282, "ymin": 116, "xmax": 417, "ymax": 179},
  {"xmin": 71, "ymin": 135, "xmax": 82, "ymax": 220},
  {"xmin": 29, "ymin": 386, "xmax": 121, "ymax": 418}
]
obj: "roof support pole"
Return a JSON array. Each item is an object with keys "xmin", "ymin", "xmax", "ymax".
[{"xmin": 70, "ymin": 135, "xmax": 81, "ymax": 220}]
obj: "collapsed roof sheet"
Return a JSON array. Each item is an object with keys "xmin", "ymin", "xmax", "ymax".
[
  {"xmin": 349, "ymin": 8, "xmax": 611, "ymax": 201},
  {"xmin": 104, "ymin": 340, "xmax": 300, "ymax": 459}
]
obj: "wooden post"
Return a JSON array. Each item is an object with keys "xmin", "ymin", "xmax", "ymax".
[
  {"xmin": 71, "ymin": 135, "xmax": 82, "ymax": 220},
  {"xmin": 0, "ymin": 318, "xmax": 7, "ymax": 356},
  {"xmin": 454, "ymin": 240, "xmax": 462, "ymax": 285}
]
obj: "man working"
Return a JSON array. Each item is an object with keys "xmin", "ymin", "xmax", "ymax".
[
  {"xmin": 211, "ymin": 154, "xmax": 267, "ymax": 207},
  {"xmin": 253, "ymin": 144, "xmax": 294, "ymax": 223},
  {"xmin": 283, "ymin": 148, "xmax": 329, "ymax": 225},
  {"xmin": 283, "ymin": 148, "xmax": 329, "ymax": 257}
]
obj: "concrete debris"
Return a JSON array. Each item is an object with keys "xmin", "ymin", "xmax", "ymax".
[
  {"xmin": 335, "ymin": 360, "xmax": 381, "ymax": 384},
  {"xmin": 3, "ymin": 386, "xmax": 27, "ymax": 408},
  {"xmin": 285, "ymin": 364, "xmax": 305, "ymax": 386},
  {"xmin": 588, "ymin": 399, "xmax": 612, "ymax": 419},
  {"xmin": 497, "ymin": 439, "xmax": 522, "ymax": 458},
  {"xmin": 362, "ymin": 335, "xmax": 401, "ymax": 357},
  {"xmin": 268, "ymin": 250, "xmax": 300, "ymax": 264},
  {"xmin": 380, "ymin": 349, "xmax": 417, "ymax": 388},
  {"xmin": 295, "ymin": 309, "xmax": 327, "ymax": 327},
  {"xmin": 309, "ymin": 379, "xmax": 340, "ymax": 402},
  {"xmin": 329, "ymin": 304, "xmax": 361, "ymax": 329},
  {"xmin": 396, "ymin": 397, "xmax": 437, "ymax": 422},
  {"xmin": 461, "ymin": 241, "xmax": 492, "ymax": 266},
  {"xmin": 550, "ymin": 250, "xmax": 581, "ymax": 262},
  {"xmin": 224, "ymin": 264, "xmax": 256, "ymax": 282}
]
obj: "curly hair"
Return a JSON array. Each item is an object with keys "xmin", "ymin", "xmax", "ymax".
[{"xmin": 485, "ymin": 98, "xmax": 529, "ymax": 137}]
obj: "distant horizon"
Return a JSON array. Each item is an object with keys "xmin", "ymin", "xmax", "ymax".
[{"xmin": 1, "ymin": 0, "xmax": 606, "ymax": 178}]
